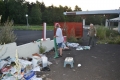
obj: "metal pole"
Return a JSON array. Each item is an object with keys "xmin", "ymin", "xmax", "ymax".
[
  {"xmin": 27, "ymin": 17, "xmax": 28, "ymax": 27},
  {"xmin": 0, "ymin": 15, "xmax": 1, "ymax": 25},
  {"xmin": 26, "ymin": 14, "xmax": 29, "ymax": 28}
]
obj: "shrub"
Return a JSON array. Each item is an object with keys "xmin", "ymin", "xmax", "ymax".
[
  {"xmin": 39, "ymin": 42, "xmax": 46, "ymax": 54},
  {"xmin": 114, "ymin": 36, "xmax": 120, "ymax": 44},
  {"xmin": 0, "ymin": 19, "xmax": 17, "ymax": 44},
  {"xmin": 96, "ymin": 26, "xmax": 107, "ymax": 39},
  {"xmin": 96, "ymin": 26, "xmax": 120, "ymax": 44},
  {"xmin": 67, "ymin": 36, "xmax": 78, "ymax": 43}
]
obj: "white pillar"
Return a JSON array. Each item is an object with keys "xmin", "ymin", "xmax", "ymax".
[
  {"xmin": 43, "ymin": 22, "xmax": 46, "ymax": 40},
  {"xmin": 105, "ymin": 19, "xmax": 108, "ymax": 27},
  {"xmin": 83, "ymin": 19, "xmax": 85, "ymax": 28},
  {"xmin": 118, "ymin": 14, "xmax": 120, "ymax": 33}
]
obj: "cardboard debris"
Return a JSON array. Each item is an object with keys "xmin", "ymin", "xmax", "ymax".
[
  {"xmin": 0, "ymin": 54, "xmax": 51, "ymax": 80},
  {"xmin": 32, "ymin": 53, "xmax": 41, "ymax": 58}
]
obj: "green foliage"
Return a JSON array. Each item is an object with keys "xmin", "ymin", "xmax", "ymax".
[
  {"xmin": 30, "ymin": 4, "xmax": 42, "ymax": 24},
  {"xmin": 0, "ymin": 19, "xmax": 17, "ymax": 44},
  {"xmin": 66, "ymin": 28, "xmax": 81, "ymax": 43},
  {"xmin": 113, "ymin": 36, "xmax": 120, "ymax": 44},
  {"xmin": 0, "ymin": 0, "xmax": 114, "ymax": 25},
  {"xmin": 39, "ymin": 41, "xmax": 46, "ymax": 54},
  {"xmin": 74, "ymin": 5, "xmax": 82, "ymax": 11},
  {"xmin": 0, "ymin": 1, "xmax": 5, "ymax": 15},
  {"xmin": 3, "ymin": 0, "xmax": 27, "ymax": 23},
  {"xmin": 67, "ymin": 36, "xmax": 78, "ymax": 43},
  {"xmin": 96, "ymin": 26, "xmax": 120, "ymax": 44},
  {"xmin": 67, "ymin": 36, "xmax": 82, "ymax": 43},
  {"xmin": 96, "ymin": 26, "xmax": 107, "ymax": 39}
]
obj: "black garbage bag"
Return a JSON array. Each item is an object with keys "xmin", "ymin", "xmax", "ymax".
[{"xmin": 41, "ymin": 67, "xmax": 50, "ymax": 71}]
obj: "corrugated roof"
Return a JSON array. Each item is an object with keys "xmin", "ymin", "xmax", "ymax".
[
  {"xmin": 108, "ymin": 17, "xmax": 120, "ymax": 22},
  {"xmin": 63, "ymin": 9, "xmax": 120, "ymax": 15}
]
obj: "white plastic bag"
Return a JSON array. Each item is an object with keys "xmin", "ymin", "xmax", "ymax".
[{"xmin": 41, "ymin": 55, "xmax": 48, "ymax": 67}]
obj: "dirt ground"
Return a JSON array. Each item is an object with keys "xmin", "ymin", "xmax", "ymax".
[
  {"xmin": 44, "ymin": 44, "xmax": 120, "ymax": 80},
  {"xmin": 14, "ymin": 29, "xmax": 120, "ymax": 80},
  {"xmin": 43, "ymin": 30, "xmax": 120, "ymax": 80}
]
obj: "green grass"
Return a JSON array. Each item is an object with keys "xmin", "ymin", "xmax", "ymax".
[{"xmin": 13, "ymin": 25, "xmax": 54, "ymax": 31}]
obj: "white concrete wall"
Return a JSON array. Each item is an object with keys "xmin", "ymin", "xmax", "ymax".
[
  {"xmin": 17, "ymin": 42, "xmax": 40, "ymax": 58},
  {"xmin": 0, "ymin": 42, "xmax": 17, "ymax": 59},
  {"xmin": 0, "ymin": 38, "xmax": 54, "ymax": 59}
]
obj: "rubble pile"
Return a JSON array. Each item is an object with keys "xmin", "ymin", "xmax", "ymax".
[{"xmin": 0, "ymin": 53, "xmax": 52, "ymax": 80}]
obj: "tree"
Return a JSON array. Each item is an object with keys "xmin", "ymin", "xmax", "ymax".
[
  {"xmin": 74, "ymin": 5, "xmax": 82, "ymax": 11},
  {"xmin": 1, "ymin": 0, "xmax": 9, "ymax": 22},
  {"xmin": 39, "ymin": 2, "xmax": 46, "ymax": 12},
  {"xmin": 8, "ymin": 0, "xmax": 27, "ymax": 24},
  {"xmin": 30, "ymin": 3, "xmax": 42, "ymax": 24}
]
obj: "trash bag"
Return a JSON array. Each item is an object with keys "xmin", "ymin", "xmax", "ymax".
[
  {"xmin": 24, "ymin": 71, "xmax": 35, "ymax": 80},
  {"xmin": 41, "ymin": 67, "xmax": 50, "ymax": 71}
]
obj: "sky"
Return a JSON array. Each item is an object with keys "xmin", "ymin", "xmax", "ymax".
[{"xmin": 26, "ymin": 0, "xmax": 120, "ymax": 11}]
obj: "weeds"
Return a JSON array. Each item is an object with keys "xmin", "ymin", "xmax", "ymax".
[
  {"xmin": 0, "ymin": 19, "xmax": 17, "ymax": 44},
  {"xmin": 96, "ymin": 26, "xmax": 120, "ymax": 44}
]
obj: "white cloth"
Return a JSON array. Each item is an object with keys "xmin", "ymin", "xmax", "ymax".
[
  {"xmin": 56, "ymin": 28, "xmax": 64, "ymax": 44},
  {"xmin": 67, "ymin": 43, "xmax": 79, "ymax": 47}
]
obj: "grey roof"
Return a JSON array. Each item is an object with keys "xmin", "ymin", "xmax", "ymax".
[
  {"xmin": 108, "ymin": 17, "xmax": 120, "ymax": 22},
  {"xmin": 63, "ymin": 9, "xmax": 120, "ymax": 15}
]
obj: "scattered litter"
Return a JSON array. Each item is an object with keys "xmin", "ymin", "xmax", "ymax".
[
  {"xmin": 41, "ymin": 55, "xmax": 48, "ymax": 67},
  {"xmin": 76, "ymin": 46, "xmax": 83, "ymax": 50},
  {"xmin": 76, "ymin": 46, "xmax": 90, "ymax": 50},
  {"xmin": 91, "ymin": 56, "xmax": 97, "ymax": 58},
  {"xmin": 0, "ymin": 53, "xmax": 51, "ymax": 80},
  {"xmin": 82, "ymin": 46, "xmax": 90, "ymax": 50},
  {"xmin": 78, "ymin": 64, "xmax": 81, "ymax": 67},
  {"xmin": 73, "ymin": 69, "xmax": 76, "ymax": 71},
  {"xmin": 41, "ymin": 74, "xmax": 46, "ymax": 78},
  {"xmin": 67, "ymin": 42, "xmax": 79, "ymax": 48},
  {"xmin": 47, "ymin": 61, "xmax": 52, "ymax": 66},
  {"xmin": 32, "ymin": 58, "xmax": 39, "ymax": 68},
  {"xmin": 32, "ymin": 66, "xmax": 40, "ymax": 71},
  {"xmin": 1, "ymin": 76, "xmax": 16, "ymax": 80},
  {"xmin": 41, "ymin": 67, "xmax": 50, "ymax": 71},
  {"xmin": 24, "ymin": 71, "xmax": 35, "ymax": 80},
  {"xmin": 30, "ymin": 75, "xmax": 42, "ymax": 80},
  {"xmin": 19, "ymin": 59, "xmax": 32, "ymax": 68}
]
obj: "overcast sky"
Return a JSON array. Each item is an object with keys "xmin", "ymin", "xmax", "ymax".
[{"xmin": 26, "ymin": 0, "xmax": 120, "ymax": 11}]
